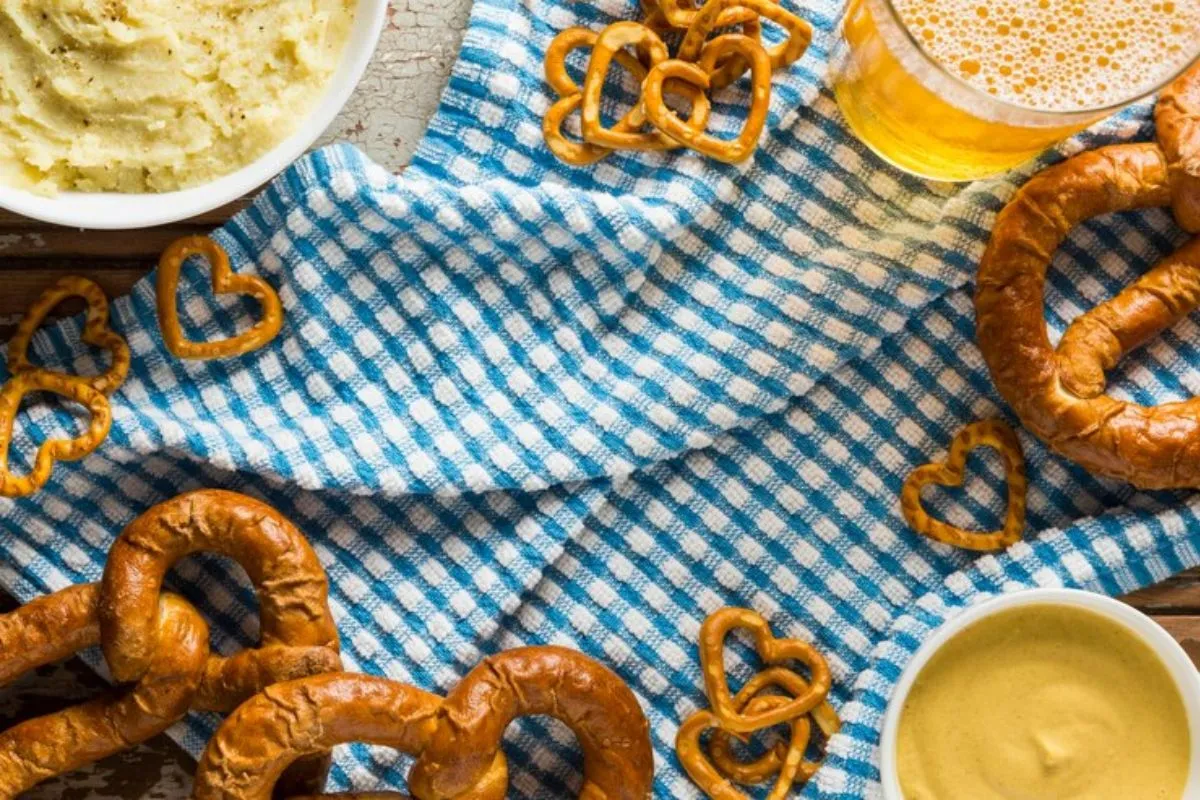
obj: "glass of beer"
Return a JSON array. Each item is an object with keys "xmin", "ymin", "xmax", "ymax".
[{"xmin": 830, "ymin": 0, "xmax": 1200, "ymax": 182}]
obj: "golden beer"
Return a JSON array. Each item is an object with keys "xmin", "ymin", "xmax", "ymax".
[{"xmin": 830, "ymin": 0, "xmax": 1200, "ymax": 182}]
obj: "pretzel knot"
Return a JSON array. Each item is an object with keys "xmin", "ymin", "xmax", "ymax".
[
  {"xmin": 99, "ymin": 489, "xmax": 342, "ymax": 709},
  {"xmin": 0, "ymin": 584, "xmax": 209, "ymax": 798},
  {"xmin": 977, "ymin": 63, "xmax": 1200, "ymax": 489}
]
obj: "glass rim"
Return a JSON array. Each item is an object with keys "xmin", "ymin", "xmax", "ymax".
[{"xmin": 876, "ymin": 0, "xmax": 1200, "ymax": 119}]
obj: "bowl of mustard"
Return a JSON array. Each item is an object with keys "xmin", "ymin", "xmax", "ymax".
[
  {"xmin": 0, "ymin": 0, "xmax": 388, "ymax": 230},
  {"xmin": 880, "ymin": 588, "xmax": 1200, "ymax": 800}
]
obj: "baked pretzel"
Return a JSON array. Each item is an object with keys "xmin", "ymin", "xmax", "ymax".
[
  {"xmin": 0, "ymin": 584, "xmax": 208, "ymax": 798},
  {"xmin": 706, "ymin": 667, "xmax": 839, "ymax": 785},
  {"xmin": 676, "ymin": 0, "xmax": 811, "ymax": 72},
  {"xmin": 7, "ymin": 276, "xmax": 130, "ymax": 397},
  {"xmin": 976, "ymin": 64, "xmax": 1200, "ymax": 488},
  {"xmin": 900, "ymin": 420, "xmax": 1027, "ymax": 552},
  {"xmin": 1156, "ymin": 63, "xmax": 1200, "ymax": 233},
  {"xmin": 192, "ymin": 673, "xmax": 508, "ymax": 800},
  {"xmin": 0, "ymin": 369, "xmax": 112, "ymax": 498},
  {"xmin": 157, "ymin": 236, "xmax": 283, "ymax": 361},
  {"xmin": 643, "ymin": 35, "xmax": 772, "ymax": 163},
  {"xmin": 699, "ymin": 608, "xmax": 831, "ymax": 735},
  {"xmin": 408, "ymin": 646, "xmax": 654, "ymax": 800},
  {"xmin": 98, "ymin": 489, "xmax": 341, "ymax": 710}
]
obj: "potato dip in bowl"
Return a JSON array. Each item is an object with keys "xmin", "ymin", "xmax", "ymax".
[{"xmin": 0, "ymin": 0, "xmax": 387, "ymax": 228}]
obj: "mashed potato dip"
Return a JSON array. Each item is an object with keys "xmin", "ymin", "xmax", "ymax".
[{"xmin": 0, "ymin": 1, "xmax": 355, "ymax": 194}]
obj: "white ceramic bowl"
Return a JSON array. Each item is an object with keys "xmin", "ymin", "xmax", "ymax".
[
  {"xmin": 0, "ymin": 0, "xmax": 389, "ymax": 231},
  {"xmin": 879, "ymin": 588, "xmax": 1200, "ymax": 800}
]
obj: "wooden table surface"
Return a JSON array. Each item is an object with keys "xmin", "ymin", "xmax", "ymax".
[{"xmin": 0, "ymin": 216, "xmax": 1198, "ymax": 796}]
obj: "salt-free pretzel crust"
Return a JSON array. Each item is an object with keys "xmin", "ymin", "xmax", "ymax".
[
  {"xmin": 0, "ymin": 584, "xmax": 209, "ymax": 798},
  {"xmin": 976, "ymin": 62, "xmax": 1200, "ymax": 489},
  {"xmin": 408, "ymin": 646, "xmax": 654, "ymax": 800},
  {"xmin": 7, "ymin": 276, "xmax": 130, "ymax": 397},
  {"xmin": 99, "ymin": 489, "xmax": 341, "ymax": 710},
  {"xmin": 157, "ymin": 236, "xmax": 283, "ymax": 361}
]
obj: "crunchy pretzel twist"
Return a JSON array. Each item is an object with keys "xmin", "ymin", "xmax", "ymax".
[
  {"xmin": 8, "ymin": 276, "xmax": 130, "ymax": 397},
  {"xmin": 976, "ymin": 63, "xmax": 1200, "ymax": 488},
  {"xmin": 0, "ymin": 584, "xmax": 209, "ymax": 799},
  {"xmin": 99, "ymin": 489, "xmax": 341, "ymax": 710},
  {"xmin": 542, "ymin": 0, "xmax": 811, "ymax": 165},
  {"xmin": 900, "ymin": 420, "xmax": 1027, "ymax": 552},
  {"xmin": 677, "ymin": 609, "xmax": 838, "ymax": 799},
  {"xmin": 193, "ymin": 646, "xmax": 652, "ymax": 799},
  {"xmin": 157, "ymin": 236, "xmax": 283, "ymax": 361},
  {"xmin": 0, "ymin": 369, "xmax": 112, "ymax": 498}
]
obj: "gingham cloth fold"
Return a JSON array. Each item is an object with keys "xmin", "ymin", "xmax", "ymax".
[{"xmin": 2, "ymin": 0, "xmax": 1200, "ymax": 797}]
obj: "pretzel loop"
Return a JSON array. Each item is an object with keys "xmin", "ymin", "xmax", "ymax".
[
  {"xmin": 1155, "ymin": 61, "xmax": 1200, "ymax": 232},
  {"xmin": 900, "ymin": 420, "xmax": 1027, "ymax": 552},
  {"xmin": 643, "ymin": 35, "xmax": 772, "ymax": 163},
  {"xmin": 98, "ymin": 490, "xmax": 341, "ymax": 706},
  {"xmin": 0, "ymin": 369, "xmax": 112, "ymax": 499},
  {"xmin": 678, "ymin": 700, "xmax": 809, "ymax": 800},
  {"xmin": 157, "ymin": 236, "xmax": 283, "ymax": 361},
  {"xmin": 408, "ymin": 646, "xmax": 655, "ymax": 800},
  {"xmin": 699, "ymin": 608, "xmax": 831, "ymax": 735},
  {"xmin": 678, "ymin": 0, "xmax": 812, "ymax": 72},
  {"xmin": 0, "ymin": 584, "xmax": 209, "ymax": 798},
  {"xmin": 7, "ymin": 277, "xmax": 130, "ymax": 397},
  {"xmin": 580, "ymin": 22, "xmax": 678, "ymax": 150},
  {"xmin": 192, "ymin": 674, "xmax": 508, "ymax": 800}
]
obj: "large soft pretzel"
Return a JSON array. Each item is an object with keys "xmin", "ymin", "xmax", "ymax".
[
  {"xmin": 0, "ymin": 584, "xmax": 208, "ymax": 798},
  {"xmin": 408, "ymin": 646, "xmax": 654, "ymax": 800},
  {"xmin": 976, "ymin": 63, "xmax": 1200, "ymax": 488},
  {"xmin": 192, "ymin": 674, "xmax": 507, "ymax": 800},
  {"xmin": 99, "ymin": 489, "xmax": 341, "ymax": 709}
]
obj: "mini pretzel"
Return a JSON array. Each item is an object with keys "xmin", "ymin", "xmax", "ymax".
[
  {"xmin": 900, "ymin": 420, "xmax": 1027, "ymax": 552},
  {"xmin": 707, "ymin": 667, "xmax": 839, "ymax": 785},
  {"xmin": 0, "ymin": 369, "xmax": 112, "ymax": 498},
  {"xmin": 192, "ymin": 673, "xmax": 508, "ymax": 800},
  {"xmin": 408, "ymin": 646, "xmax": 654, "ymax": 800},
  {"xmin": 977, "ymin": 66, "xmax": 1200, "ymax": 488},
  {"xmin": 8, "ymin": 277, "xmax": 130, "ymax": 397},
  {"xmin": 157, "ymin": 236, "xmax": 283, "ymax": 361},
  {"xmin": 677, "ymin": 0, "xmax": 811, "ymax": 72},
  {"xmin": 643, "ymin": 35, "xmax": 772, "ymax": 163},
  {"xmin": 699, "ymin": 608, "xmax": 831, "ymax": 735},
  {"xmin": 0, "ymin": 584, "xmax": 208, "ymax": 797},
  {"xmin": 579, "ymin": 22, "xmax": 680, "ymax": 151},
  {"xmin": 648, "ymin": 0, "xmax": 758, "ymax": 31},
  {"xmin": 99, "ymin": 489, "xmax": 341, "ymax": 708}
]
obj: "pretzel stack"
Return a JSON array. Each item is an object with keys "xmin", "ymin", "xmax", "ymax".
[
  {"xmin": 543, "ymin": 0, "xmax": 812, "ymax": 165},
  {"xmin": 676, "ymin": 608, "xmax": 840, "ymax": 800}
]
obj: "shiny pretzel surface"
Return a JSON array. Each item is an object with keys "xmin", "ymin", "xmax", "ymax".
[{"xmin": 977, "ymin": 62, "xmax": 1200, "ymax": 488}]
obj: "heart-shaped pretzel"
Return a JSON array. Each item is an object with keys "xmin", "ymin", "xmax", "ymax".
[
  {"xmin": 643, "ymin": 35, "xmax": 772, "ymax": 163},
  {"xmin": 707, "ymin": 667, "xmax": 840, "ymax": 785},
  {"xmin": 699, "ymin": 608, "xmax": 831, "ymax": 735},
  {"xmin": 900, "ymin": 420, "xmax": 1027, "ymax": 552},
  {"xmin": 0, "ymin": 370, "xmax": 112, "ymax": 498},
  {"xmin": 677, "ymin": 0, "xmax": 812, "ymax": 72},
  {"xmin": 677, "ymin": 697, "xmax": 810, "ymax": 800},
  {"xmin": 157, "ymin": 236, "xmax": 283, "ymax": 361},
  {"xmin": 648, "ymin": 0, "xmax": 759, "ymax": 31},
  {"xmin": 8, "ymin": 277, "xmax": 130, "ymax": 397}
]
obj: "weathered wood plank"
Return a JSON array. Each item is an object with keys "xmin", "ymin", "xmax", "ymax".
[{"xmin": 1125, "ymin": 567, "xmax": 1200, "ymax": 614}]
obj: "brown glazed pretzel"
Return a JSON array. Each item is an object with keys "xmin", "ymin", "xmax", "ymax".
[
  {"xmin": 643, "ymin": 35, "xmax": 772, "ymax": 163},
  {"xmin": 0, "ymin": 369, "xmax": 112, "ymax": 499},
  {"xmin": 192, "ymin": 673, "xmax": 508, "ymax": 800},
  {"xmin": 0, "ymin": 584, "xmax": 209, "ymax": 798},
  {"xmin": 900, "ymin": 420, "xmax": 1027, "ymax": 552},
  {"xmin": 98, "ymin": 489, "xmax": 341, "ymax": 709},
  {"xmin": 7, "ymin": 276, "xmax": 130, "ymax": 397},
  {"xmin": 699, "ymin": 608, "xmax": 831, "ymax": 735},
  {"xmin": 976, "ymin": 63, "xmax": 1200, "ymax": 488},
  {"xmin": 1156, "ymin": 62, "xmax": 1200, "ymax": 232},
  {"xmin": 157, "ymin": 236, "xmax": 283, "ymax": 361},
  {"xmin": 408, "ymin": 646, "xmax": 654, "ymax": 800}
]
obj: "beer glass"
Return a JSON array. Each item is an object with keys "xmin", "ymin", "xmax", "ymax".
[{"xmin": 829, "ymin": 0, "xmax": 1200, "ymax": 182}]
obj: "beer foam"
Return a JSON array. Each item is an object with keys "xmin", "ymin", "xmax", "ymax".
[{"xmin": 892, "ymin": 0, "xmax": 1200, "ymax": 111}]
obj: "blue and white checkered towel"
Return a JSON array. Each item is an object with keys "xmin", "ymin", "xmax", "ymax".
[{"xmin": 3, "ymin": 0, "xmax": 1199, "ymax": 796}]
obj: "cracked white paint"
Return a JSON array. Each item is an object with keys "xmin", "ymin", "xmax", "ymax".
[{"xmin": 317, "ymin": 0, "xmax": 473, "ymax": 171}]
